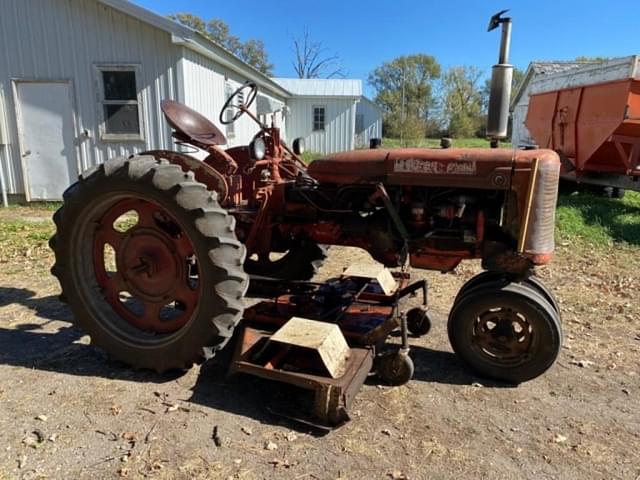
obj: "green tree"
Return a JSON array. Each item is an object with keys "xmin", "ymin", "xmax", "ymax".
[
  {"xmin": 169, "ymin": 13, "xmax": 274, "ymax": 75},
  {"xmin": 368, "ymin": 55, "xmax": 441, "ymax": 140},
  {"xmin": 442, "ymin": 66, "xmax": 484, "ymax": 138}
]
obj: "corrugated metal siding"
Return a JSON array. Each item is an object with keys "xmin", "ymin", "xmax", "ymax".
[
  {"xmin": 273, "ymin": 78, "xmax": 362, "ymax": 97},
  {"xmin": 0, "ymin": 0, "xmax": 181, "ymax": 196},
  {"xmin": 285, "ymin": 97, "xmax": 356, "ymax": 154},
  {"xmin": 182, "ymin": 49, "xmax": 260, "ymax": 149},
  {"xmin": 355, "ymin": 99, "xmax": 382, "ymax": 148}
]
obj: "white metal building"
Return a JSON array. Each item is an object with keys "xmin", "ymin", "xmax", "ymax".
[
  {"xmin": 273, "ymin": 78, "xmax": 365, "ymax": 154},
  {"xmin": 0, "ymin": 0, "xmax": 289, "ymax": 202},
  {"xmin": 355, "ymin": 97, "xmax": 383, "ymax": 149}
]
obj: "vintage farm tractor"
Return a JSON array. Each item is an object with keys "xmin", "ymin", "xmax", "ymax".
[{"xmin": 50, "ymin": 12, "xmax": 562, "ymax": 385}]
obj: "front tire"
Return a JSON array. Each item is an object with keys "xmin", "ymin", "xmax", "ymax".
[
  {"xmin": 50, "ymin": 156, "xmax": 248, "ymax": 372},
  {"xmin": 448, "ymin": 283, "xmax": 562, "ymax": 383}
]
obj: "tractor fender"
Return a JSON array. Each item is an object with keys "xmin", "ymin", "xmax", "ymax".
[{"xmin": 140, "ymin": 150, "xmax": 229, "ymax": 203}]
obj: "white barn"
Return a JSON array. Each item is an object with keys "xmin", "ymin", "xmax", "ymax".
[
  {"xmin": 273, "ymin": 78, "xmax": 369, "ymax": 154},
  {"xmin": 0, "ymin": 0, "xmax": 290, "ymax": 202},
  {"xmin": 355, "ymin": 97, "xmax": 383, "ymax": 149}
]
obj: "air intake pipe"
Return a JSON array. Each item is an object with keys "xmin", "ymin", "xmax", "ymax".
[{"xmin": 487, "ymin": 10, "xmax": 513, "ymax": 148}]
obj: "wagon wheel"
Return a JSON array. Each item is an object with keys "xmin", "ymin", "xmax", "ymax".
[
  {"xmin": 50, "ymin": 156, "xmax": 248, "ymax": 372},
  {"xmin": 448, "ymin": 283, "xmax": 562, "ymax": 384},
  {"xmin": 244, "ymin": 239, "xmax": 328, "ymax": 281}
]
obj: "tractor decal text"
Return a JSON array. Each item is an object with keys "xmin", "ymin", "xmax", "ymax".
[{"xmin": 394, "ymin": 158, "xmax": 477, "ymax": 175}]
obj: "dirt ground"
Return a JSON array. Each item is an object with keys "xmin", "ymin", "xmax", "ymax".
[{"xmin": 0, "ymin": 207, "xmax": 639, "ymax": 480}]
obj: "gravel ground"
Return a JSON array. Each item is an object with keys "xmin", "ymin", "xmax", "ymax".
[{"xmin": 0, "ymin": 208, "xmax": 639, "ymax": 480}]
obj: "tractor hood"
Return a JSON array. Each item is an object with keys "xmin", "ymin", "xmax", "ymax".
[{"xmin": 307, "ymin": 148, "xmax": 560, "ymax": 190}]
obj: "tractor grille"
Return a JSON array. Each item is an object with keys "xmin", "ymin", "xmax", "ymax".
[{"xmin": 524, "ymin": 159, "xmax": 560, "ymax": 255}]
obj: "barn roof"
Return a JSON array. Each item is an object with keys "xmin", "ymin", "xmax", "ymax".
[
  {"xmin": 511, "ymin": 60, "xmax": 597, "ymax": 107},
  {"xmin": 97, "ymin": 0, "xmax": 291, "ymax": 99},
  {"xmin": 272, "ymin": 78, "xmax": 362, "ymax": 98}
]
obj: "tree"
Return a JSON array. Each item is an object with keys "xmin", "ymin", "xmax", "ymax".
[
  {"xmin": 292, "ymin": 30, "xmax": 345, "ymax": 79},
  {"xmin": 368, "ymin": 55, "xmax": 441, "ymax": 140},
  {"xmin": 442, "ymin": 66, "xmax": 484, "ymax": 138},
  {"xmin": 169, "ymin": 13, "xmax": 274, "ymax": 75}
]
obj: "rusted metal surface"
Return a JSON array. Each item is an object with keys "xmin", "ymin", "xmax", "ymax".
[
  {"xmin": 229, "ymin": 327, "xmax": 373, "ymax": 427},
  {"xmin": 229, "ymin": 270, "xmax": 426, "ymax": 426},
  {"xmin": 526, "ymin": 78, "xmax": 640, "ymax": 184},
  {"xmin": 93, "ymin": 197, "xmax": 199, "ymax": 333},
  {"xmin": 161, "ymin": 99, "xmax": 226, "ymax": 147}
]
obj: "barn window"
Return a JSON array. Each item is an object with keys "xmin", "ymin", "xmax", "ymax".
[
  {"xmin": 313, "ymin": 106, "xmax": 325, "ymax": 131},
  {"xmin": 97, "ymin": 65, "xmax": 143, "ymax": 141}
]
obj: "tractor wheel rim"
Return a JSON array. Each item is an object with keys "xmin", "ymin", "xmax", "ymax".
[
  {"xmin": 93, "ymin": 197, "xmax": 200, "ymax": 334},
  {"xmin": 472, "ymin": 308, "xmax": 533, "ymax": 365}
]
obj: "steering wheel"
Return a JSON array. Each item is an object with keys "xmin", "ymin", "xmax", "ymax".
[{"xmin": 220, "ymin": 81, "xmax": 258, "ymax": 125}]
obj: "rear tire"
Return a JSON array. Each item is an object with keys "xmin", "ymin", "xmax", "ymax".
[
  {"xmin": 448, "ymin": 283, "xmax": 562, "ymax": 384},
  {"xmin": 50, "ymin": 156, "xmax": 248, "ymax": 372}
]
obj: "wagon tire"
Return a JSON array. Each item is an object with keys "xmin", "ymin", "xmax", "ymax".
[{"xmin": 49, "ymin": 155, "xmax": 248, "ymax": 372}]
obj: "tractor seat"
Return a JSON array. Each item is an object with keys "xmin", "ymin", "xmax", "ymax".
[
  {"xmin": 161, "ymin": 99, "xmax": 227, "ymax": 147},
  {"xmin": 307, "ymin": 150, "xmax": 389, "ymax": 183}
]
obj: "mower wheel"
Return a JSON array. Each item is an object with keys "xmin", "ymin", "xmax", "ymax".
[
  {"xmin": 455, "ymin": 271, "xmax": 560, "ymax": 316},
  {"xmin": 244, "ymin": 240, "xmax": 327, "ymax": 281},
  {"xmin": 50, "ymin": 155, "xmax": 248, "ymax": 372},
  {"xmin": 448, "ymin": 283, "xmax": 562, "ymax": 384},
  {"xmin": 376, "ymin": 350, "xmax": 414, "ymax": 386},
  {"xmin": 406, "ymin": 307, "xmax": 432, "ymax": 337}
]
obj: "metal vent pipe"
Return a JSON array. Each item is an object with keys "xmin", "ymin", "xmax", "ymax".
[{"xmin": 487, "ymin": 10, "xmax": 514, "ymax": 147}]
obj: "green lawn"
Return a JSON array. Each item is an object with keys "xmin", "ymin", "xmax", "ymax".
[
  {"xmin": 556, "ymin": 190, "xmax": 640, "ymax": 247},
  {"xmin": 382, "ymin": 137, "xmax": 513, "ymax": 149}
]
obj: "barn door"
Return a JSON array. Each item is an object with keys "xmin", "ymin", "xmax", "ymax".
[{"xmin": 15, "ymin": 81, "xmax": 77, "ymax": 201}]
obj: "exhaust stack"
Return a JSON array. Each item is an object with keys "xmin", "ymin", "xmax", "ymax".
[{"xmin": 487, "ymin": 10, "xmax": 514, "ymax": 148}]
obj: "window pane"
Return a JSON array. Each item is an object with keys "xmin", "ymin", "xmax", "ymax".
[
  {"xmin": 313, "ymin": 107, "xmax": 325, "ymax": 131},
  {"xmin": 102, "ymin": 71, "xmax": 137, "ymax": 100},
  {"xmin": 104, "ymin": 104, "xmax": 140, "ymax": 134}
]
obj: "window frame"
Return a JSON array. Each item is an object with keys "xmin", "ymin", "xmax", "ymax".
[
  {"xmin": 312, "ymin": 105, "xmax": 326, "ymax": 132},
  {"xmin": 95, "ymin": 64, "xmax": 144, "ymax": 142}
]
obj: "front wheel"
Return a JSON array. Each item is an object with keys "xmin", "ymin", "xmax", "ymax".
[
  {"xmin": 50, "ymin": 156, "xmax": 249, "ymax": 372},
  {"xmin": 448, "ymin": 283, "xmax": 562, "ymax": 383}
]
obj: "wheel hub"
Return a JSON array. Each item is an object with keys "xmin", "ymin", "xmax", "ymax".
[
  {"xmin": 92, "ymin": 197, "xmax": 199, "ymax": 334},
  {"xmin": 118, "ymin": 228, "xmax": 183, "ymax": 302}
]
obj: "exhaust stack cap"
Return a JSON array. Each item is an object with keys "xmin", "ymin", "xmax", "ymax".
[{"xmin": 487, "ymin": 10, "xmax": 514, "ymax": 146}]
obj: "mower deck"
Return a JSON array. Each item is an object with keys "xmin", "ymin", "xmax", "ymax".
[{"xmin": 227, "ymin": 268, "xmax": 427, "ymax": 428}]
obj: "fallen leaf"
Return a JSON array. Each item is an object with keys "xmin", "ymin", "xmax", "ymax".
[
  {"xmin": 285, "ymin": 432, "xmax": 298, "ymax": 442},
  {"xmin": 264, "ymin": 441, "xmax": 278, "ymax": 451},
  {"xmin": 553, "ymin": 434, "xmax": 568, "ymax": 443},
  {"xmin": 35, "ymin": 415, "xmax": 48, "ymax": 422},
  {"xmin": 241, "ymin": 426, "xmax": 253, "ymax": 436}
]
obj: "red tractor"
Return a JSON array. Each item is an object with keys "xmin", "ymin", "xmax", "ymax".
[{"xmin": 50, "ymin": 12, "xmax": 562, "ymax": 383}]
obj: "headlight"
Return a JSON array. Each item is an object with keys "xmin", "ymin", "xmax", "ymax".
[{"xmin": 250, "ymin": 137, "xmax": 266, "ymax": 160}]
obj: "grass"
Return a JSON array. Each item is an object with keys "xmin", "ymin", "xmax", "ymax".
[
  {"xmin": 0, "ymin": 188, "xmax": 637, "ymax": 266},
  {"xmin": 382, "ymin": 137, "xmax": 513, "ymax": 149},
  {"xmin": 556, "ymin": 190, "xmax": 640, "ymax": 247}
]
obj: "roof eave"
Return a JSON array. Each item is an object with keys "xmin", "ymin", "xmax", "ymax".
[{"xmin": 98, "ymin": 0, "xmax": 291, "ymax": 99}]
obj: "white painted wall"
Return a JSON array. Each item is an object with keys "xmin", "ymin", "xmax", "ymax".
[
  {"xmin": 285, "ymin": 97, "xmax": 358, "ymax": 154},
  {"xmin": 355, "ymin": 98, "xmax": 382, "ymax": 148},
  {"xmin": 0, "ymin": 0, "xmax": 181, "ymax": 197}
]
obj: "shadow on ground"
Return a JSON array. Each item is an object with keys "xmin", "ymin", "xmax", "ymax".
[{"xmin": 0, "ymin": 285, "xmax": 503, "ymax": 431}]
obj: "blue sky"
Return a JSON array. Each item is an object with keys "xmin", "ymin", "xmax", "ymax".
[{"xmin": 135, "ymin": 0, "xmax": 639, "ymax": 93}]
